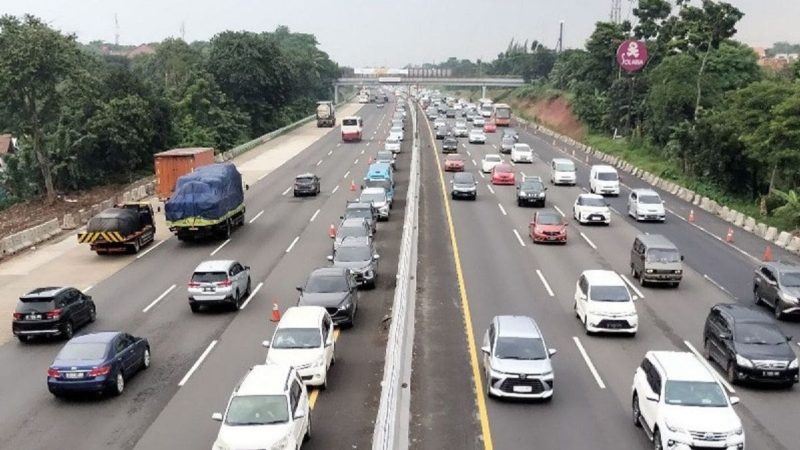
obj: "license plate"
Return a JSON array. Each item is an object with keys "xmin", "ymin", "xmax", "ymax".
[
  {"xmin": 65, "ymin": 372, "xmax": 84, "ymax": 379},
  {"xmin": 203, "ymin": 287, "xmax": 214, "ymax": 292},
  {"xmin": 27, "ymin": 314, "xmax": 42, "ymax": 320},
  {"xmin": 763, "ymin": 371, "xmax": 780, "ymax": 377},
  {"xmin": 513, "ymin": 385, "xmax": 533, "ymax": 393},
  {"xmin": 547, "ymin": 236, "xmax": 556, "ymax": 241}
]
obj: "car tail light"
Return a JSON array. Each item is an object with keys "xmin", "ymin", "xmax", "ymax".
[
  {"xmin": 217, "ymin": 280, "xmax": 233, "ymax": 287},
  {"xmin": 12, "ymin": 312, "xmax": 24, "ymax": 320},
  {"xmin": 188, "ymin": 282, "xmax": 201, "ymax": 288},
  {"xmin": 89, "ymin": 365, "xmax": 111, "ymax": 377},
  {"xmin": 46, "ymin": 309, "xmax": 62, "ymax": 320},
  {"xmin": 47, "ymin": 368, "xmax": 61, "ymax": 378}
]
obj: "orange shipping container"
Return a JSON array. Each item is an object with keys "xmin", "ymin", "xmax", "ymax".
[{"xmin": 154, "ymin": 147, "xmax": 215, "ymax": 200}]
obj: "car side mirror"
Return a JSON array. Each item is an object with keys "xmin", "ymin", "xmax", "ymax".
[
  {"xmin": 296, "ymin": 286, "xmax": 303, "ymax": 292},
  {"xmin": 645, "ymin": 393, "xmax": 659, "ymax": 402},
  {"xmin": 294, "ymin": 409, "xmax": 306, "ymax": 419},
  {"xmin": 719, "ymin": 332, "xmax": 732, "ymax": 340},
  {"xmin": 374, "ymin": 254, "xmax": 380, "ymax": 260},
  {"xmin": 786, "ymin": 335, "xmax": 793, "ymax": 342},
  {"xmin": 680, "ymin": 255, "xmax": 684, "ymax": 261},
  {"xmin": 480, "ymin": 345, "xmax": 490, "ymax": 355},
  {"xmin": 244, "ymin": 265, "xmax": 250, "ymax": 271},
  {"xmin": 327, "ymin": 255, "xmax": 334, "ymax": 262},
  {"xmin": 544, "ymin": 187, "xmax": 548, "ymax": 191},
  {"xmin": 516, "ymin": 186, "xmax": 520, "ymax": 190},
  {"xmin": 632, "ymin": 295, "xmax": 639, "ymax": 301},
  {"xmin": 729, "ymin": 396, "xmax": 740, "ymax": 405},
  {"xmin": 245, "ymin": 184, "xmax": 250, "ymax": 191},
  {"xmin": 474, "ymin": 181, "xmax": 478, "ymax": 186},
  {"xmin": 211, "ymin": 412, "xmax": 223, "ymax": 422},
  {"xmin": 548, "ymin": 348, "xmax": 557, "ymax": 357},
  {"xmin": 261, "ymin": 340, "xmax": 270, "ymax": 348}
]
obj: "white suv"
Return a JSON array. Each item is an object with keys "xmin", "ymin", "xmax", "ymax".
[
  {"xmin": 510, "ymin": 143, "xmax": 533, "ymax": 163},
  {"xmin": 188, "ymin": 260, "xmax": 251, "ymax": 313},
  {"xmin": 632, "ymin": 351, "xmax": 745, "ymax": 450},
  {"xmin": 628, "ymin": 188, "xmax": 666, "ymax": 222},
  {"xmin": 212, "ymin": 364, "xmax": 310, "ymax": 450},
  {"xmin": 574, "ymin": 270, "xmax": 638, "ymax": 335}
]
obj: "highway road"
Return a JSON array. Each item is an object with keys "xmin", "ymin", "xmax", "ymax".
[
  {"xmin": 0, "ymin": 99, "xmax": 409, "ymax": 450},
  {"xmin": 410, "ymin": 103, "xmax": 800, "ymax": 450}
]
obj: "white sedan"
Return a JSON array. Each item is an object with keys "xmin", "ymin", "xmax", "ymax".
[
  {"xmin": 573, "ymin": 193, "xmax": 611, "ymax": 225},
  {"xmin": 468, "ymin": 129, "xmax": 486, "ymax": 144},
  {"xmin": 384, "ymin": 137, "xmax": 401, "ymax": 154},
  {"xmin": 473, "ymin": 116, "xmax": 486, "ymax": 126},
  {"xmin": 389, "ymin": 126, "xmax": 404, "ymax": 141},
  {"xmin": 481, "ymin": 154, "xmax": 503, "ymax": 173},
  {"xmin": 510, "ymin": 143, "xmax": 533, "ymax": 163}
]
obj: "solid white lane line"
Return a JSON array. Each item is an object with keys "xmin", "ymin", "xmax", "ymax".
[
  {"xmin": 609, "ymin": 206, "xmax": 621, "ymax": 216},
  {"xmin": 310, "ymin": 209, "xmax": 321, "ymax": 222},
  {"xmin": 573, "ymin": 337, "xmax": 606, "ymax": 389},
  {"xmin": 553, "ymin": 205, "xmax": 565, "ymax": 217},
  {"xmin": 497, "ymin": 203, "xmax": 507, "ymax": 216},
  {"xmin": 178, "ymin": 340, "xmax": 218, "ymax": 387},
  {"xmin": 142, "ymin": 284, "xmax": 176, "ymax": 313},
  {"xmin": 328, "ymin": 150, "xmax": 333, "ymax": 156},
  {"xmin": 285, "ymin": 236, "xmax": 300, "ymax": 253},
  {"xmin": 703, "ymin": 274, "xmax": 734, "ymax": 298},
  {"xmin": 281, "ymin": 186, "xmax": 292, "ymax": 196},
  {"xmin": 619, "ymin": 274, "xmax": 645, "ymax": 299},
  {"xmin": 241, "ymin": 282, "xmax": 263, "ymax": 310},
  {"xmin": 513, "ymin": 229, "xmax": 527, "ymax": 247},
  {"xmin": 580, "ymin": 232, "xmax": 597, "ymax": 250},
  {"xmin": 332, "ymin": 185, "xmax": 340, "ymax": 194},
  {"xmin": 137, "ymin": 238, "xmax": 167, "ymax": 259},
  {"xmin": 257, "ymin": 172, "xmax": 269, "ymax": 182},
  {"xmin": 316, "ymin": 159, "xmax": 323, "ymax": 166},
  {"xmin": 248, "ymin": 210, "xmax": 265, "ymax": 224},
  {"xmin": 684, "ymin": 340, "xmax": 736, "ymax": 394},
  {"xmin": 84, "ymin": 285, "xmax": 93, "ymax": 293},
  {"xmin": 210, "ymin": 238, "xmax": 231, "ymax": 256},
  {"xmin": 471, "ymin": 159, "xmax": 478, "ymax": 166},
  {"xmin": 343, "ymin": 170, "xmax": 351, "ymax": 179},
  {"xmin": 478, "ymin": 172, "xmax": 485, "ymax": 179},
  {"xmin": 354, "ymin": 158, "xmax": 359, "ymax": 165},
  {"xmin": 536, "ymin": 270, "xmax": 555, "ymax": 297},
  {"xmin": 486, "ymin": 185, "xmax": 495, "ymax": 194}
]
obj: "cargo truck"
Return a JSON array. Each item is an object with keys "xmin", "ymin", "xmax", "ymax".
[
  {"xmin": 78, "ymin": 203, "xmax": 156, "ymax": 254},
  {"xmin": 316, "ymin": 101, "xmax": 336, "ymax": 127},
  {"xmin": 165, "ymin": 163, "xmax": 246, "ymax": 241},
  {"xmin": 154, "ymin": 147, "xmax": 215, "ymax": 200}
]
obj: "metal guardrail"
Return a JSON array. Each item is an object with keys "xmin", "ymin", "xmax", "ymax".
[
  {"xmin": 337, "ymin": 77, "xmax": 525, "ymax": 87},
  {"xmin": 372, "ymin": 99, "xmax": 421, "ymax": 450}
]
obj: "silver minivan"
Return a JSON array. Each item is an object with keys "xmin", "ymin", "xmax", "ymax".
[
  {"xmin": 188, "ymin": 260, "xmax": 252, "ymax": 312},
  {"xmin": 630, "ymin": 234, "xmax": 683, "ymax": 287},
  {"xmin": 481, "ymin": 315, "xmax": 556, "ymax": 400}
]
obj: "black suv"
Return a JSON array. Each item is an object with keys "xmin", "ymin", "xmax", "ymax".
[
  {"xmin": 517, "ymin": 177, "xmax": 547, "ymax": 207},
  {"xmin": 442, "ymin": 136, "xmax": 459, "ymax": 153},
  {"xmin": 293, "ymin": 173, "xmax": 321, "ymax": 197},
  {"xmin": 12, "ymin": 287, "xmax": 96, "ymax": 342},
  {"xmin": 703, "ymin": 303, "xmax": 798, "ymax": 386},
  {"xmin": 342, "ymin": 201, "xmax": 377, "ymax": 235},
  {"xmin": 297, "ymin": 267, "xmax": 359, "ymax": 327},
  {"xmin": 753, "ymin": 261, "xmax": 800, "ymax": 320}
]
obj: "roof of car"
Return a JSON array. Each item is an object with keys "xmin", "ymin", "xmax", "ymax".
[
  {"xmin": 648, "ymin": 351, "xmax": 716, "ymax": 382},
  {"xmin": 537, "ymin": 209, "xmax": 562, "ymax": 219},
  {"xmin": 340, "ymin": 217, "xmax": 369, "ymax": 227},
  {"xmin": 632, "ymin": 188, "xmax": 660, "ymax": 196},
  {"xmin": 346, "ymin": 201, "xmax": 372, "ymax": 209},
  {"xmin": 635, "ymin": 233, "xmax": 677, "ymax": 249},
  {"xmin": 236, "ymin": 364, "xmax": 294, "ymax": 396},
  {"xmin": 591, "ymin": 164, "xmax": 617, "ymax": 172},
  {"xmin": 552, "ymin": 158, "xmax": 573, "ymax": 164},
  {"xmin": 361, "ymin": 187, "xmax": 387, "ymax": 196},
  {"xmin": 712, "ymin": 303, "xmax": 773, "ymax": 323},
  {"xmin": 453, "ymin": 172, "xmax": 475, "ymax": 181},
  {"xmin": 494, "ymin": 315, "xmax": 542, "ymax": 339},
  {"xmin": 581, "ymin": 269, "xmax": 625, "ymax": 286},
  {"xmin": 578, "ymin": 193, "xmax": 604, "ymax": 200},
  {"xmin": 310, "ymin": 267, "xmax": 349, "ymax": 278},
  {"xmin": 276, "ymin": 306, "xmax": 328, "ymax": 329},
  {"xmin": 194, "ymin": 260, "xmax": 236, "ymax": 272},
  {"xmin": 295, "ymin": 173, "xmax": 316, "ymax": 179},
  {"xmin": 68, "ymin": 331, "xmax": 120, "ymax": 344},
  {"xmin": 339, "ymin": 236, "xmax": 372, "ymax": 249},
  {"xmin": 21, "ymin": 286, "xmax": 69, "ymax": 299}
]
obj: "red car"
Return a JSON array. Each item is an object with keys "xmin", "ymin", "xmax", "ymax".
[
  {"xmin": 491, "ymin": 163, "xmax": 515, "ymax": 185},
  {"xmin": 444, "ymin": 154, "xmax": 465, "ymax": 172},
  {"xmin": 529, "ymin": 210, "xmax": 567, "ymax": 244},
  {"xmin": 483, "ymin": 121, "xmax": 497, "ymax": 133}
]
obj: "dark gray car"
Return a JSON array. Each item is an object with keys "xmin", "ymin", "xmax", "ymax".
[
  {"xmin": 451, "ymin": 172, "xmax": 478, "ymax": 200},
  {"xmin": 753, "ymin": 261, "xmax": 800, "ymax": 320},
  {"xmin": 333, "ymin": 217, "xmax": 373, "ymax": 251},
  {"xmin": 342, "ymin": 202, "xmax": 377, "ymax": 235},
  {"xmin": 328, "ymin": 237, "xmax": 380, "ymax": 288},
  {"xmin": 297, "ymin": 267, "xmax": 359, "ymax": 327}
]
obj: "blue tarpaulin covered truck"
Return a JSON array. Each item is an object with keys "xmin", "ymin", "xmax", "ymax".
[{"xmin": 165, "ymin": 163, "xmax": 246, "ymax": 241}]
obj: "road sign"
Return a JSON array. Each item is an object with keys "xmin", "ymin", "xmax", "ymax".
[{"xmin": 616, "ymin": 40, "xmax": 648, "ymax": 72}]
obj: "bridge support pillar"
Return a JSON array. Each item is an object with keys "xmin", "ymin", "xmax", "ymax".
[
  {"xmin": 334, "ymin": 84, "xmax": 339, "ymax": 104},
  {"xmin": 481, "ymin": 85, "xmax": 487, "ymax": 99}
]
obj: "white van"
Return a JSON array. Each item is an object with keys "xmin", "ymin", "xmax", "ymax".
[
  {"xmin": 589, "ymin": 165, "xmax": 620, "ymax": 196},
  {"xmin": 341, "ymin": 116, "xmax": 363, "ymax": 142},
  {"xmin": 550, "ymin": 158, "xmax": 576, "ymax": 185},
  {"xmin": 264, "ymin": 306, "xmax": 336, "ymax": 388}
]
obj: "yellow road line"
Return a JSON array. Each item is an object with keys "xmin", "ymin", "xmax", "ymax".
[
  {"xmin": 423, "ymin": 110, "xmax": 494, "ymax": 449},
  {"xmin": 308, "ymin": 328, "xmax": 340, "ymax": 410}
]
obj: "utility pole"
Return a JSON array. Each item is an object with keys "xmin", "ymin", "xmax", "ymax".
[
  {"xmin": 180, "ymin": 21, "xmax": 186, "ymax": 41},
  {"xmin": 610, "ymin": 0, "xmax": 622, "ymax": 24},
  {"xmin": 114, "ymin": 13, "xmax": 120, "ymax": 46},
  {"xmin": 556, "ymin": 20, "xmax": 564, "ymax": 53}
]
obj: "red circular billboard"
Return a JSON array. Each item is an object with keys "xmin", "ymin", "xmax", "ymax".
[{"xmin": 617, "ymin": 40, "xmax": 648, "ymax": 72}]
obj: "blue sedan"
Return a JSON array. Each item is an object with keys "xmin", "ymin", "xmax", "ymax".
[{"xmin": 47, "ymin": 331, "xmax": 150, "ymax": 397}]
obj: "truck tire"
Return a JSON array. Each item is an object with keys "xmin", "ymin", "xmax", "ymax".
[{"xmin": 222, "ymin": 219, "xmax": 232, "ymax": 239}]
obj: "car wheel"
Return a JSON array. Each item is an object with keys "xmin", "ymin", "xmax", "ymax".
[
  {"xmin": 726, "ymin": 361, "xmax": 739, "ymax": 384},
  {"xmin": 244, "ymin": 278, "xmax": 252, "ymax": 297},
  {"xmin": 322, "ymin": 374, "xmax": 328, "ymax": 390},
  {"xmin": 17, "ymin": 335, "xmax": 30, "ymax": 343},
  {"xmin": 753, "ymin": 288, "xmax": 762, "ymax": 305},
  {"xmin": 304, "ymin": 413, "xmax": 312, "ymax": 442},
  {"xmin": 89, "ymin": 306, "xmax": 97, "ymax": 323},
  {"xmin": 112, "ymin": 371, "xmax": 125, "ymax": 396},
  {"xmin": 703, "ymin": 339, "xmax": 713, "ymax": 361},
  {"xmin": 774, "ymin": 301, "xmax": 785, "ymax": 320},
  {"xmin": 639, "ymin": 273, "xmax": 647, "ymax": 287},
  {"xmin": 222, "ymin": 219, "xmax": 232, "ymax": 239},
  {"xmin": 632, "ymin": 393, "xmax": 642, "ymax": 427},
  {"xmin": 142, "ymin": 348, "xmax": 151, "ymax": 370},
  {"xmin": 190, "ymin": 302, "xmax": 200, "ymax": 313},
  {"xmin": 233, "ymin": 291, "xmax": 241, "ymax": 311},
  {"xmin": 62, "ymin": 321, "xmax": 74, "ymax": 340},
  {"xmin": 653, "ymin": 428, "xmax": 663, "ymax": 450}
]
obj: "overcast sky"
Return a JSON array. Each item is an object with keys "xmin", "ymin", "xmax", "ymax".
[{"xmin": 6, "ymin": 0, "xmax": 799, "ymax": 67}]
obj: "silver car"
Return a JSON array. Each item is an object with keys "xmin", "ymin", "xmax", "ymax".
[
  {"xmin": 188, "ymin": 260, "xmax": 251, "ymax": 312},
  {"xmin": 359, "ymin": 187, "xmax": 391, "ymax": 220},
  {"xmin": 327, "ymin": 236, "xmax": 380, "ymax": 288},
  {"xmin": 333, "ymin": 218, "xmax": 373, "ymax": 251},
  {"xmin": 481, "ymin": 315, "xmax": 556, "ymax": 399}
]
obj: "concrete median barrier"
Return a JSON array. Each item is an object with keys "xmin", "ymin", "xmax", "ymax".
[
  {"xmin": 61, "ymin": 213, "xmax": 77, "ymax": 230},
  {"xmin": 754, "ymin": 223, "xmax": 767, "ymax": 238},
  {"xmin": 0, "ymin": 218, "xmax": 60, "ymax": 258},
  {"xmin": 744, "ymin": 217, "xmax": 756, "ymax": 232},
  {"xmin": 719, "ymin": 206, "xmax": 730, "ymax": 220},
  {"xmin": 775, "ymin": 231, "xmax": 793, "ymax": 248},
  {"xmin": 733, "ymin": 212, "xmax": 745, "ymax": 228},
  {"xmin": 765, "ymin": 227, "xmax": 778, "ymax": 241},
  {"xmin": 788, "ymin": 237, "xmax": 800, "ymax": 254}
]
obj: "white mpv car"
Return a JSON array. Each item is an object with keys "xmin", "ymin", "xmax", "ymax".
[
  {"xmin": 632, "ymin": 351, "xmax": 745, "ymax": 450},
  {"xmin": 469, "ymin": 129, "xmax": 486, "ymax": 144},
  {"xmin": 510, "ymin": 143, "xmax": 533, "ymax": 163},
  {"xmin": 212, "ymin": 364, "xmax": 310, "ymax": 450},
  {"xmin": 573, "ymin": 193, "xmax": 611, "ymax": 225},
  {"xmin": 481, "ymin": 154, "xmax": 503, "ymax": 173},
  {"xmin": 264, "ymin": 306, "xmax": 336, "ymax": 388},
  {"xmin": 628, "ymin": 188, "xmax": 666, "ymax": 222},
  {"xmin": 574, "ymin": 270, "xmax": 638, "ymax": 335}
]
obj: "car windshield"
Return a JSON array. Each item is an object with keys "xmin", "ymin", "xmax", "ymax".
[
  {"xmin": 57, "ymin": 342, "xmax": 108, "ymax": 360},
  {"xmin": 734, "ymin": 322, "xmax": 788, "ymax": 345},
  {"xmin": 444, "ymin": 138, "xmax": 457, "ymax": 144},
  {"xmin": 376, "ymin": 152, "xmax": 392, "ymax": 161},
  {"xmin": 360, "ymin": 192, "xmax": 386, "ymax": 203},
  {"xmin": 646, "ymin": 248, "xmax": 681, "ymax": 263},
  {"xmin": 496, "ymin": 165, "xmax": 512, "ymax": 173},
  {"xmin": 365, "ymin": 179, "xmax": 391, "ymax": 190},
  {"xmin": 639, "ymin": 195, "xmax": 662, "ymax": 204},
  {"xmin": 295, "ymin": 177, "xmax": 314, "ymax": 184},
  {"xmin": 336, "ymin": 246, "xmax": 371, "ymax": 262},
  {"xmin": 664, "ymin": 381, "xmax": 728, "ymax": 407},
  {"xmin": 192, "ymin": 272, "xmax": 227, "ymax": 283},
  {"xmin": 780, "ymin": 271, "xmax": 800, "ymax": 287},
  {"xmin": 597, "ymin": 172, "xmax": 618, "ymax": 181},
  {"xmin": 537, "ymin": 213, "xmax": 561, "ymax": 225},
  {"xmin": 581, "ymin": 197, "xmax": 606, "ymax": 207},
  {"xmin": 514, "ymin": 145, "xmax": 531, "ymax": 153},
  {"xmin": 305, "ymin": 275, "xmax": 348, "ymax": 293},
  {"xmin": 391, "ymin": 127, "xmax": 402, "ymax": 133},
  {"xmin": 495, "ymin": 337, "xmax": 547, "ymax": 360},
  {"xmin": 225, "ymin": 395, "xmax": 289, "ymax": 426},
  {"xmin": 343, "ymin": 119, "xmax": 357, "ymax": 126},
  {"xmin": 271, "ymin": 328, "xmax": 322, "ymax": 349},
  {"xmin": 555, "ymin": 162, "xmax": 574, "ymax": 171},
  {"xmin": 346, "ymin": 208, "xmax": 371, "ymax": 219},
  {"xmin": 338, "ymin": 226, "xmax": 367, "ymax": 239},
  {"xmin": 522, "ymin": 181, "xmax": 543, "ymax": 191},
  {"xmin": 485, "ymin": 156, "xmax": 501, "ymax": 162},
  {"xmin": 590, "ymin": 285, "xmax": 630, "ymax": 302},
  {"xmin": 503, "ymin": 136, "xmax": 515, "ymax": 143},
  {"xmin": 447, "ymin": 154, "xmax": 464, "ymax": 161},
  {"xmin": 454, "ymin": 174, "xmax": 474, "ymax": 184},
  {"xmin": 16, "ymin": 299, "xmax": 55, "ymax": 312},
  {"xmin": 385, "ymin": 139, "xmax": 399, "ymax": 145}
]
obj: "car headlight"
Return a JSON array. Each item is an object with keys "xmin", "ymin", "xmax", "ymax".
[
  {"xmin": 338, "ymin": 299, "xmax": 352, "ymax": 310},
  {"xmin": 538, "ymin": 193, "xmax": 545, "ymax": 197},
  {"xmin": 789, "ymin": 358, "xmax": 798, "ymax": 369},
  {"xmin": 736, "ymin": 354, "xmax": 754, "ymax": 368},
  {"xmin": 665, "ymin": 421, "xmax": 688, "ymax": 434},
  {"xmin": 778, "ymin": 291, "xmax": 798, "ymax": 304},
  {"xmin": 270, "ymin": 436, "xmax": 290, "ymax": 450},
  {"xmin": 519, "ymin": 192, "xmax": 527, "ymax": 197},
  {"xmin": 646, "ymin": 269, "xmax": 654, "ymax": 273},
  {"xmin": 729, "ymin": 426, "xmax": 744, "ymax": 436},
  {"xmin": 313, "ymin": 358, "xmax": 325, "ymax": 368}
]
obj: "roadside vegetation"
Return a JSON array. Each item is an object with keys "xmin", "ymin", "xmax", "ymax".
[
  {"xmin": 431, "ymin": 1, "xmax": 800, "ymax": 232},
  {"xmin": 0, "ymin": 15, "xmax": 340, "ymax": 208}
]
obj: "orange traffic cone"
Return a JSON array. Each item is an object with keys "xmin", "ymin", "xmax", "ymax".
[
  {"xmin": 688, "ymin": 209, "xmax": 695, "ymax": 223},
  {"xmin": 368, "ymin": 157, "xmax": 373, "ymax": 164},
  {"xmin": 725, "ymin": 227, "xmax": 734, "ymax": 243},
  {"xmin": 350, "ymin": 180, "xmax": 356, "ymax": 191},
  {"xmin": 763, "ymin": 245, "xmax": 774, "ymax": 262},
  {"xmin": 328, "ymin": 224, "xmax": 336, "ymax": 238},
  {"xmin": 271, "ymin": 303, "xmax": 281, "ymax": 322}
]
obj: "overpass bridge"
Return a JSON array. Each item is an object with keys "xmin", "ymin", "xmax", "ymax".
[{"xmin": 334, "ymin": 77, "xmax": 525, "ymax": 102}]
